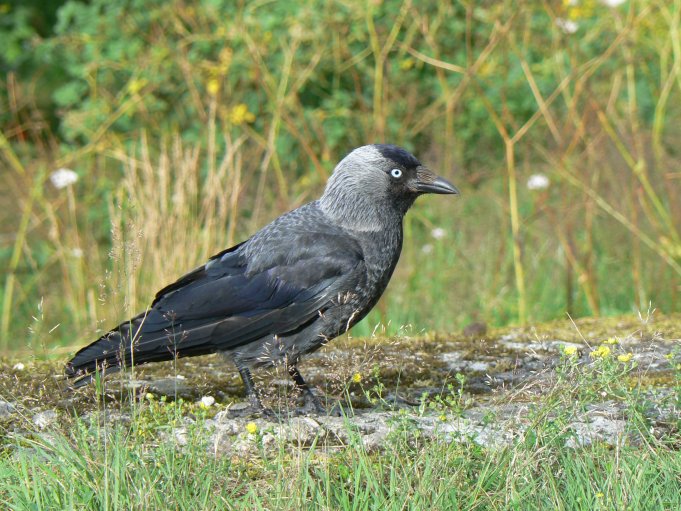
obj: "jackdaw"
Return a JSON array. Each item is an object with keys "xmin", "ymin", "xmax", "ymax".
[{"xmin": 66, "ymin": 144, "xmax": 458, "ymax": 413}]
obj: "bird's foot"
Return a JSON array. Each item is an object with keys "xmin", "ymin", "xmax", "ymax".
[
  {"xmin": 258, "ymin": 406, "xmax": 278, "ymax": 420},
  {"xmin": 295, "ymin": 389, "xmax": 327, "ymax": 416}
]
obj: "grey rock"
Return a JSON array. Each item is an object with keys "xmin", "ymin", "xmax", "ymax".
[
  {"xmin": 0, "ymin": 400, "xmax": 16, "ymax": 418},
  {"xmin": 33, "ymin": 410, "xmax": 58, "ymax": 430},
  {"xmin": 565, "ymin": 416, "xmax": 627, "ymax": 448},
  {"xmin": 143, "ymin": 378, "xmax": 194, "ymax": 398},
  {"xmin": 174, "ymin": 427, "xmax": 189, "ymax": 446},
  {"xmin": 273, "ymin": 416, "xmax": 322, "ymax": 445}
]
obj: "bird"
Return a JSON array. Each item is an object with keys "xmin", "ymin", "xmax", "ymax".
[{"xmin": 65, "ymin": 144, "xmax": 458, "ymax": 414}]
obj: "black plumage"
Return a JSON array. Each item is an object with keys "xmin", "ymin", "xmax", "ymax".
[{"xmin": 66, "ymin": 144, "xmax": 458, "ymax": 412}]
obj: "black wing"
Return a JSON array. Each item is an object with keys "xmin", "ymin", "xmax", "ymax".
[{"xmin": 147, "ymin": 229, "xmax": 365, "ymax": 349}]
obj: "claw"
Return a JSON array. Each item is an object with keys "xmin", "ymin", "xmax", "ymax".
[
  {"xmin": 288, "ymin": 365, "xmax": 330, "ymax": 415},
  {"xmin": 297, "ymin": 389, "xmax": 326, "ymax": 415}
]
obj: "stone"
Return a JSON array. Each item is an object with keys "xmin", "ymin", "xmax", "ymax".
[
  {"xmin": 33, "ymin": 410, "xmax": 58, "ymax": 429},
  {"xmin": 0, "ymin": 400, "xmax": 16, "ymax": 418}
]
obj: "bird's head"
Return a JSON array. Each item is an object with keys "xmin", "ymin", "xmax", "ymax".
[{"xmin": 320, "ymin": 144, "xmax": 458, "ymax": 230}]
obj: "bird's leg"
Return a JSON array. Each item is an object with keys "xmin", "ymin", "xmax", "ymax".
[
  {"xmin": 288, "ymin": 365, "xmax": 326, "ymax": 414},
  {"xmin": 237, "ymin": 367, "xmax": 275, "ymax": 418}
]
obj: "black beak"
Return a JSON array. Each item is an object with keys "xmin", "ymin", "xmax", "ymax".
[{"xmin": 415, "ymin": 167, "xmax": 459, "ymax": 195}]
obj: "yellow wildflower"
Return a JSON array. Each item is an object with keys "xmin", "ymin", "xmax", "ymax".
[
  {"xmin": 596, "ymin": 492, "xmax": 604, "ymax": 499},
  {"xmin": 127, "ymin": 78, "xmax": 147, "ymax": 95},
  {"xmin": 603, "ymin": 337, "xmax": 619, "ymax": 345},
  {"xmin": 245, "ymin": 422, "xmax": 258, "ymax": 435},
  {"xmin": 478, "ymin": 61, "xmax": 496, "ymax": 77},
  {"xmin": 664, "ymin": 353, "xmax": 674, "ymax": 360},
  {"xmin": 206, "ymin": 78, "xmax": 220, "ymax": 96},
  {"xmin": 617, "ymin": 353, "xmax": 633, "ymax": 363},
  {"xmin": 565, "ymin": 0, "xmax": 596, "ymax": 20},
  {"xmin": 590, "ymin": 345, "xmax": 611, "ymax": 359},
  {"xmin": 229, "ymin": 103, "xmax": 256, "ymax": 125},
  {"xmin": 399, "ymin": 58, "xmax": 414, "ymax": 71},
  {"xmin": 563, "ymin": 346, "xmax": 578, "ymax": 357},
  {"xmin": 145, "ymin": 392, "xmax": 155, "ymax": 400},
  {"xmin": 352, "ymin": 372, "xmax": 362, "ymax": 384}
]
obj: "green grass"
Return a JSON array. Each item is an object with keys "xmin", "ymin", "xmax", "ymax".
[{"xmin": 1, "ymin": 403, "xmax": 679, "ymax": 510}]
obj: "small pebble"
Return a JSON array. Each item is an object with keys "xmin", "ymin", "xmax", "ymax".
[
  {"xmin": 33, "ymin": 410, "xmax": 58, "ymax": 430},
  {"xmin": 0, "ymin": 400, "xmax": 16, "ymax": 418}
]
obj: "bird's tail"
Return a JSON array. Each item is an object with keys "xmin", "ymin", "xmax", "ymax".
[{"xmin": 65, "ymin": 311, "xmax": 195, "ymax": 388}]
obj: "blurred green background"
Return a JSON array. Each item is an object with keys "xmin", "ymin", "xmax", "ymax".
[{"xmin": 1, "ymin": 0, "xmax": 680, "ymax": 355}]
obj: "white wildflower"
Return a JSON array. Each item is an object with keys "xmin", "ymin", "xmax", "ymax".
[
  {"xmin": 175, "ymin": 374, "xmax": 186, "ymax": 380},
  {"xmin": 421, "ymin": 244, "xmax": 433, "ymax": 254},
  {"xmin": 431, "ymin": 227, "xmax": 446, "ymax": 240},
  {"xmin": 50, "ymin": 168, "xmax": 78, "ymax": 189},
  {"xmin": 13, "ymin": 362, "xmax": 25, "ymax": 371},
  {"xmin": 555, "ymin": 18, "xmax": 579, "ymax": 34},
  {"xmin": 200, "ymin": 396, "xmax": 215, "ymax": 408},
  {"xmin": 71, "ymin": 248, "xmax": 84, "ymax": 258},
  {"xmin": 527, "ymin": 173, "xmax": 550, "ymax": 191},
  {"xmin": 601, "ymin": 0, "xmax": 625, "ymax": 6}
]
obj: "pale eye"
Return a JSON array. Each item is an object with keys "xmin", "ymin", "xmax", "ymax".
[{"xmin": 390, "ymin": 168, "xmax": 402, "ymax": 179}]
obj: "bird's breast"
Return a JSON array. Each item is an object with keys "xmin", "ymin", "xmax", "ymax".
[{"xmin": 357, "ymin": 228, "xmax": 403, "ymax": 291}]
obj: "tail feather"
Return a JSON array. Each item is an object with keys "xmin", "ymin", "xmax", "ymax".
[{"xmin": 65, "ymin": 311, "xmax": 219, "ymax": 386}]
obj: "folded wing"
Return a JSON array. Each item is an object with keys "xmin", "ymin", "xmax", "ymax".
[{"xmin": 66, "ymin": 221, "xmax": 365, "ymax": 384}]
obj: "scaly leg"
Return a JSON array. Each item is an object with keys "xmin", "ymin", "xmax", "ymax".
[
  {"xmin": 288, "ymin": 365, "xmax": 326, "ymax": 414},
  {"xmin": 237, "ymin": 366, "xmax": 275, "ymax": 418}
]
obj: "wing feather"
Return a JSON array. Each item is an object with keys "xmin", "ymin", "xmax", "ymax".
[{"xmin": 67, "ymin": 204, "xmax": 366, "ymax": 381}]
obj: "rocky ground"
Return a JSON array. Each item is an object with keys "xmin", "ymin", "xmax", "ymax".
[{"xmin": 1, "ymin": 313, "xmax": 680, "ymax": 453}]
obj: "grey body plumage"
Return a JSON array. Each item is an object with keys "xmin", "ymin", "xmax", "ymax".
[{"xmin": 66, "ymin": 144, "xmax": 458, "ymax": 412}]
